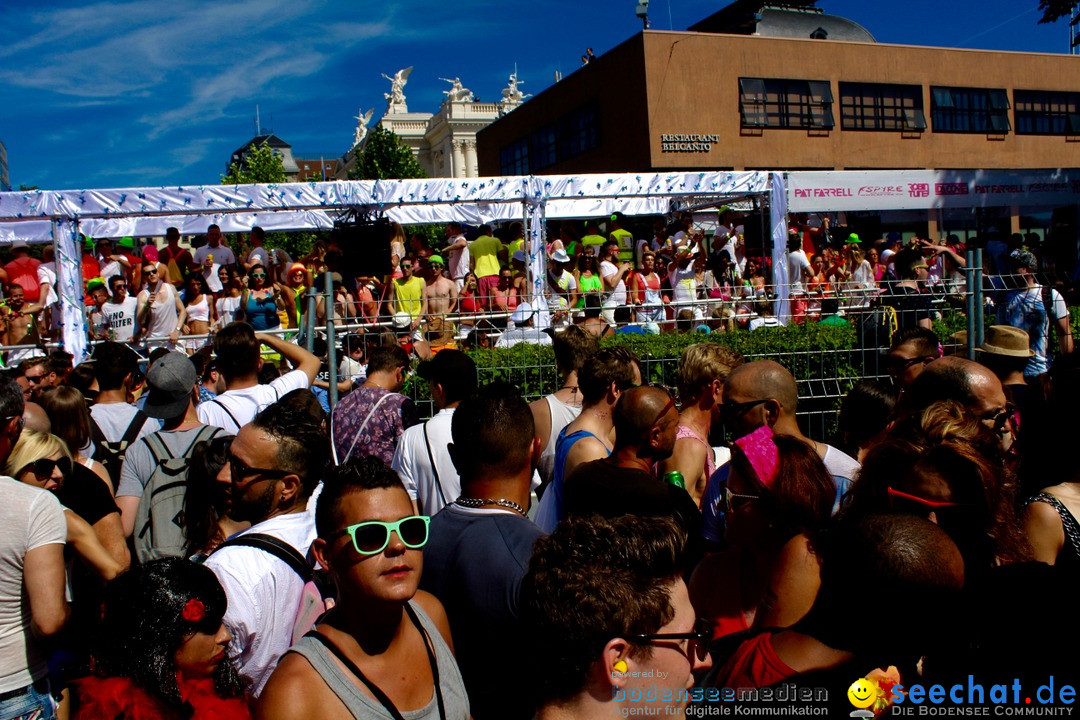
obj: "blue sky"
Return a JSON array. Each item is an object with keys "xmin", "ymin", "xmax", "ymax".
[{"xmin": 0, "ymin": 0, "xmax": 1071, "ymax": 191}]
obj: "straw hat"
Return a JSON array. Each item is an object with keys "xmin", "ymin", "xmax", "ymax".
[
  {"xmin": 956, "ymin": 325, "xmax": 1034, "ymax": 358},
  {"xmin": 980, "ymin": 325, "xmax": 1034, "ymax": 357}
]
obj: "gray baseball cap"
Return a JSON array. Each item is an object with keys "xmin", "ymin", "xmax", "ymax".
[{"xmin": 143, "ymin": 352, "xmax": 196, "ymax": 419}]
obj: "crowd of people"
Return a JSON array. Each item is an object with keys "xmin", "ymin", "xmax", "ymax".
[
  {"xmin": 0, "ymin": 208, "xmax": 1076, "ymax": 719},
  {"xmin": 0, "ymin": 208, "xmax": 1068, "ymax": 375},
  {"xmin": 0, "ymin": 292, "xmax": 1076, "ymax": 718}
]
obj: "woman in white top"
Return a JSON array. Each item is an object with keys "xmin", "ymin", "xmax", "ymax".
[
  {"xmin": 182, "ymin": 273, "xmax": 214, "ymax": 338},
  {"xmin": 668, "ymin": 244, "xmax": 701, "ymax": 319},
  {"xmin": 214, "ymin": 265, "xmax": 243, "ymax": 329}
]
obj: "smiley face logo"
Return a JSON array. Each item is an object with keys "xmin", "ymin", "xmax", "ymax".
[{"xmin": 847, "ymin": 678, "xmax": 878, "ymax": 709}]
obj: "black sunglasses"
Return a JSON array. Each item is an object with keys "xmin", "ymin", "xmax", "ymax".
[
  {"xmin": 627, "ymin": 618, "xmax": 712, "ymax": 662},
  {"xmin": 21, "ymin": 456, "xmax": 72, "ymax": 480},
  {"xmin": 227, "ymin": 452, "xmax": 294, "ymax": 484},
  {"xmin": 720, "ymin": 397, "xmax": 768, "ymax": 421},
  {"xmin": 981, "ymin": 403, "xmax": 1016, "ymax": 435},
  {"xmin": 884, "ymin": 354, "xmax": 932, "ymax": 373}
]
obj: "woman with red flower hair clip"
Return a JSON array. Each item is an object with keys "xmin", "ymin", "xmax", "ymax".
[
  {"xmin": 689, "ymin": 426, "xmax": 835, "ymax": 642},
  {"xmin": 74, "ymin": 558, "xmax": 251, "ymax": 720}
]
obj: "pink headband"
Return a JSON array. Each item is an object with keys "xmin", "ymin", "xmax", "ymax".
[{"xmin": 733, "ymin": 425, "xmax": 780, "ymax": 489}]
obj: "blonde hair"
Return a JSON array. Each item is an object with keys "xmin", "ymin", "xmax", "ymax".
[
  {"xmin": 6, "ymin": 430, "xmax": 71, "ymax": 477},
  {"xmin": 676, "ymin": 344, "xmax": 744, "ymax": 404}
]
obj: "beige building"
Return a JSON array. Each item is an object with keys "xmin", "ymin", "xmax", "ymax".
[{"xmin": 478, "ymin": 15, "xmax": 1080, "ymax": 176}]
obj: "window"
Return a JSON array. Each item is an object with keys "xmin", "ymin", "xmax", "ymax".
[
  {"xmin": 839, "ymin": 82, "xmax": 926, "ymax": 131},
  {"xmin": 1014, "ymin": 90, "xmax": 1080, "ymax": 135},
  {"xmin": 499, "ymin": 138, "xmax": 530, "ymax": 176},
  {"xmin": 739, "ymin": 78, "xmax": 834, "ymax": 129},
  {"xmin": 930, "ymin": 86, "xmax": 1011, "ymax": 134},
  {"xmin": 499, "ymin": 101, "xmax": 600, "ymax": 174}
]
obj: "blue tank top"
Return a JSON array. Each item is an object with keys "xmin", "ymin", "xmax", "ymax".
[
  {"xmin": 246, "ymin": 291, "xmax": 280, "ymax": 331},
  {"xmin": 535, "ymin": 427, "xmax": 610, "ymax": 532}
]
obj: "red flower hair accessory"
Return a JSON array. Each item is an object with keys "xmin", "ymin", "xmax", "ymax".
[
  {"xmin": 734, "ymin": 425, "xmax": 780, "ymax": 489},
  {"xmin": 181, "ymin": 598, "xmax": 206, "ymax": 623}
]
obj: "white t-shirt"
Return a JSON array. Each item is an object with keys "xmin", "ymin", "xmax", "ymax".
[
  {"xmin": 338, "ymin": 357, "xmax": 366, "ymax": 386},
  {"xmin": 216, "ymin": 295, "xmax": 242, "ymax": 328},
  {"xmin": 0, "ymin": 479, "xmax": 66, "ymax": 693},
  {"xmin": 446, "ymin": 235, "xmax": 470, "ymax": 280},
  {"xmin": 197, "ymin": 369, "xmax": 311, "ymax": 433},
  {"xmin": 247, "ymin": 247, "xmax": 270, "ymax": 270},
  {"xmin": 98, "ymin": 256, "xmax": 122, "ymax": 282},
  {"xmin": 36, "ymin": 263, "xmax": 57, "ymax": 307},
  {"xmin": 600, "ymin": 260, "xmax": 627, "ymax": 305},
  {"xmin": 205, "ymin": 511, "xmax": 315, "ymax": 696},
  {"xmin": 138, "ymin": 282, "xmax": 181, "ymax": 342},
  {"xmin": 101, "ymin": 297, "xmax": 139, "ymax": 342},
  {"xmin": 392, "ymin": 407, "xmax": 458, "ymax": 516},
  {"xmin": 786, "ymin": 250, "xmax": 811, "ymax": 295},
  {"xmin": 495, "ymin": 327, "xmax": 553, "ymax": 348},
  {"xmin": 193, "ymin": 245, "xmax": 237, "ymax": 293}
]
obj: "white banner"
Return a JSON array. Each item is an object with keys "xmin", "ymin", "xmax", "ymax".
[{"xmin": 787, "ymin": 169, "xmax": 1080, "ymax": 213}]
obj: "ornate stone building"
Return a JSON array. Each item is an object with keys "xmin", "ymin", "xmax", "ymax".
[{"xmin": 338, "ymin": 72, "xmax": 529, "ymax": 179}]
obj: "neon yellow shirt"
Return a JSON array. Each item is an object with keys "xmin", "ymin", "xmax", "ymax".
[
  {"xmin": 394, "ymin": 276, "xmax": 425, "ymax": 319},
  {"xmin": 610, "ymin": 228, "xmax": 634, "ymax": 263},
  {"xmin": 469, "ymin": 235, "xmax": 503, "ymax": 278}
]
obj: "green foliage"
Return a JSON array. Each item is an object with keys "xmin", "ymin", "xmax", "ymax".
[
  {"xmin": 1037, "ymin": 0, "xmax": 1077, "ymax": 23},
  {"xmin": 18, "ymin": 184, "xmax": 39, "ymax": 191},
  {"xmin": 348, "ymin": 126, "xmax": 426, "ymax": 180},
  {"xmin": 446, "ymin": 324, "xmax": 860, "ymax": 404},
  {"xmin": 221, "ymin": 141, "xmax": 287, "ymax": 185}
]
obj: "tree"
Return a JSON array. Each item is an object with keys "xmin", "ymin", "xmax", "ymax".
[
  {"xmin": 348, "ymin": 126, "xmax": 426, "ymax": 180},
  {"xmin": 219, "ymin": 141, "xmax": 316, "ymax": 259},
  {"xmin": 221, "ymin": 141, "xmax": 287, "ymax": 185},
  {"xmin": 1038, "ymin": 0, "xmax": 1078, "ymax": 23}
]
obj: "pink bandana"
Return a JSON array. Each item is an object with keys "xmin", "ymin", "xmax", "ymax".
[{"xmin": 733, "ymin": 425, "xmax": 780, "ymax": 488}]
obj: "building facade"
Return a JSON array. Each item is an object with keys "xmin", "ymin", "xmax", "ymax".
[{"xmin": 478, "ymin": 27, "xmax": 1080, "ymax": 177}]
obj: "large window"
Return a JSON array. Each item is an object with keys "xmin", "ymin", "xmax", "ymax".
[
  {"xmin": 499, "ymin": 101, "xmax": 600, "ymax": 175},
  {"xmin": 739, "ymin": 78, "xmax": 834, "ymax": 129},
  {"xmin": 930, "ymin": 86, "xmax": 1011, "ymax": 133},
  {"xmin": 1014, "ymin": 90, "xmax": 1080, "ymax": 135},
  {"xmin": 499, "ymin": 138, "xmax": 530, "ymax": 176},
  {"xmin": 839, "ymin": 82, "xmax": 926, "ymax": 131}
]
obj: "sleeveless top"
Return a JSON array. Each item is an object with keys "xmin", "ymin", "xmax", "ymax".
[
  {"xmin": 1025, "ymin": 492, "xmax": 1080, "ymax": 571},
  {"xmin": 245, "ymin": 291, "xmax": 280, "ymax": 331},
  {"xmin": 537, "ymin": 394, "xmax": 583, "ymax": 486},
  {"xmin": 186, "ymin": 294, "xmax": 210, "ymax": 323},
  {"xmin": 535, "ymin": 426, "xmax": 610, "ymax": 533},
  {"xmin": 576, "ymin": 273, "xmax": 603, "ymax": 307},
  {"xmin": 676, "ymin": 424, "xmax": 716, "ymax": 481},
  {"xmin": 288, "ymin": 602, "xmax": 469, "ymax": 720}
]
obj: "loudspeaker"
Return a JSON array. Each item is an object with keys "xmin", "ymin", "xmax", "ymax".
[{"xmin": 333, "ymin": 218, "xmax": 393, "ymax": 277}]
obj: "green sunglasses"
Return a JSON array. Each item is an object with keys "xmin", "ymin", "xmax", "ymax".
[{"xmin": 330, "ymin": 515, "xmax": 430, "ymax": 555}]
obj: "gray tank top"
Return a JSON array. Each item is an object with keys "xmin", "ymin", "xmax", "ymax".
[
  {"xmin": 538, "ymin": 393, "xmax": 583, "ymax": 485},
  {"xmin": 288, "ymin": 601, "xmax": 470, "ymax": 719}
]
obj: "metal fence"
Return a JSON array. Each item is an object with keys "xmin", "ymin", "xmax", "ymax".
[{"xmin": 1, "ymin": 260, "xmax": 1023, "ymax": 444}]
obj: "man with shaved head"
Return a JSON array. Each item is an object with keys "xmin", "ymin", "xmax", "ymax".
[
  {"xmin": 700, "ymin": 359, "xmax": 860, "ymax": 543},
  {"xmin": 563, "ymin": 386, "xmax": 701, "ymax": 543},
  {"xmin": 906, "ymin": 355, "xmax": 1015, "ymax": 452}
]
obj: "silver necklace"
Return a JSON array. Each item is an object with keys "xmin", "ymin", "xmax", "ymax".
[{"xmin": 455, "ymin": 496, "xmax": 527, "ymax": 517}]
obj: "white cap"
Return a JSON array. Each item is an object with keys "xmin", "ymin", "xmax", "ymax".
[{"xmin": 511, "ymin": 302, "xmax": 534, "ymax": 324}]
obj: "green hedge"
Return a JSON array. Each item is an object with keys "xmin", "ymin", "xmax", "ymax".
[{"xmin": 459, "ymin": 323, "xmax": 860, "ymax": 403}]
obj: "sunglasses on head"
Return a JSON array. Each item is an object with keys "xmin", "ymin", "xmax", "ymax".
[
  {"xmin": 21, "ymin": 456, "xmax": 71, "ymax": 480},
  {"xmin": 330, "ymin": 515, "xmax": 430, "ymax": 555}
]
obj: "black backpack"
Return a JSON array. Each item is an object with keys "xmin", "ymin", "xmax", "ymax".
[{"xmin": 89, "ymin": 409, "xmax": 150, "ymax": 492}]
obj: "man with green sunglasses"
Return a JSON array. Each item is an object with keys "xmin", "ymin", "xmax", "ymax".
[{"xmin": 259, "ymin": 457, "xmax": 470, "ymax": 720}]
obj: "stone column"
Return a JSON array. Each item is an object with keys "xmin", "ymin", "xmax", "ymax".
[
  {"xmin": 463, "ymin": 140, "xmax": 478, "ymax": 178},
  {"xmin": 451, "ymin": 140, "xmax": 466, "ymax": 179}
]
